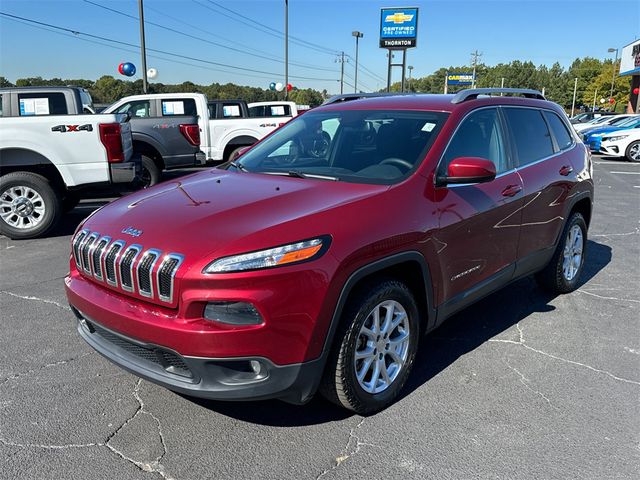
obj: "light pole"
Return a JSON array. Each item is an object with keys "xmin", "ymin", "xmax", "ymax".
[
  {"xmin": 284, "ymin": 0, "xmax": 289, "ymax": 99},
  {"xmin": 408, "ymin": 65, "xmax": 414, "ymax": 91},
  {"xmin": 352, "ymin": 31, "xmax": 363, "ymax": 93},
  {"xmin": 608, "ymin": 47, "xmax": 618, "ymax": 110},
  {"xmin": 138, "ymin": 0, "xmax": 148, "ymax": 93}
]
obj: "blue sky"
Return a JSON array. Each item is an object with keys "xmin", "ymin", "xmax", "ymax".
[{"xmin": 0, "ymin": 0, "xmax": 638, "ymax": 93}]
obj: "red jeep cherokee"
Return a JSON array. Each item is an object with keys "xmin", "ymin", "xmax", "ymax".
[{"xmin": 65, "ymin": 89, "xmax": 593, "ymax": 414}]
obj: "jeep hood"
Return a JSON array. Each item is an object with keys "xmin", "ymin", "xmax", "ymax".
[{"xmin": 82, "ymin": 169, "xmax": 387, "ymax": 260}]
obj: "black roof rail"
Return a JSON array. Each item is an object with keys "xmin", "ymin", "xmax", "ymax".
[
  {"xmin": 451, "ymin": 88, "xmax": 545, "ymax": 104},
  {"xmin": 322, "ymin": 92, "xmax": 413, "ymax": 105}
]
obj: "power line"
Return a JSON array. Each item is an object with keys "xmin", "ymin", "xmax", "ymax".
[
  {"xmin": 0, "ymin": 12, "xmax": 338, "ymax": 82},
  {"xmin": 194, "ymin": 0, "xmax": 339, "ymax": 56},
  {"xmin": 83, "ymin": 0, "xmax": 338, "ymax": 73},
  {"xmin": 344, "ymin": 54, "xmax": 385, "ymax": 83}
]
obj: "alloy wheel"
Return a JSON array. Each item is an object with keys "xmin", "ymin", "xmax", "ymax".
[
  {"xmin": 0, "ymin": 185, "xmax": 46, "ymax": 229},
  {"xmin": 353, "ymin": 300, "xmax": 411, "ymax": 394},
  {"xmin": 562, "ymin": 224, "xmax": 583, "ymax": 281}
]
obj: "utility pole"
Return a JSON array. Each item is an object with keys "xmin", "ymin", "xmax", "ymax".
[
  {"xmin": 608, "ymin": 47, "xmax": 618, "ymax": 110},
  {"xmin": 471, "ymin": 50, "xmax": 482, "ymax": 88},
  {"xmin": 592, "ymin": 87, "xmax": 598, "ymax": 111},
  {"xmin": 336, "ymin": 52, "xmax": 347, "ymax": 94},
  {"xmin": 571, "ymin": 77, "xmax": 578, "ymax": 117},
  {"xmin": 284, "ymin": 0, "xmax": 289, "ymax": 99},
  {"xmin": 138, "ymin": 0, "xmax": 148, "ymax": 93}
]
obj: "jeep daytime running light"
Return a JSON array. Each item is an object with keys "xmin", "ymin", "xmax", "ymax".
[{"xmin": 204, "ymin": 238, "xmax": 325, "ymax": 273}]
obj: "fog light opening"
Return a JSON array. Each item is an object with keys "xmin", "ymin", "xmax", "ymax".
[{"xmin": 203, "ymin": 301, "xmax": 263, "ymax": 326}]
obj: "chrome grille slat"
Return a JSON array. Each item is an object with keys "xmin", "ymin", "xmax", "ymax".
[
  {"xmin": 119, "ymin": 245, "xmax": 141, "ymax": 292},
  {"xmin": 137, "ymin": 249, "xmax": 161, "ymax": 298},
  {"xmin": 81, "ymin": 233, "xmax": 99, "ymax": 274},
  {"xmin": 72, "ymin": 229, "xmax": 89, "ymax": 266},
  {"xmin": 91, "ymin": 236, "xmax": 111, "ymax": 281},
  {"xmin": 105, "ymin": 241, "xmax": 125, "ymax": 287},
  {"xmin": 74, "ymin": 230, "xmax": 183, "ymax": 305},
  {"xmin": 157, "ymin": 254, "xmax": 184, "ymax": 303}
]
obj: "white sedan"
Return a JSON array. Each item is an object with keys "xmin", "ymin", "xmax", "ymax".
[
  {"xmin": 599, "ymin": 128, "xmax": 640, "ymax": 162},
  {"xmin": 574, "ymin": 114, "xmax": 638, "ymax": 133}
]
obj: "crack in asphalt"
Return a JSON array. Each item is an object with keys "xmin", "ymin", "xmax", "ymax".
[
  {"xmin": 576, "ymin": 289, "xmax": 640, "ymax": 304},
  {"xmin": 0, "ymin": 290, "xmax": 69, "ymax": 310},
  {"xmin": 490, "ymin": 324, "xmax": 640, "ymax": 386},
  {"xmin": 315, "ymin": 417, "xmax": 378, "ymax": 480},
  {"xmin": 105, "ymin": 379, "xmax": 173, "ymax": 480},
  {"xmin": 2, "ymin": 378, "xmax": 174, "ymax": 480},
  {"xmin": 0, "ymin": 353, "xmax": 91, "ymax": 387},
  {"xmin": 502, "ymin": 357, "xmax": 557, "ymax": 409}
]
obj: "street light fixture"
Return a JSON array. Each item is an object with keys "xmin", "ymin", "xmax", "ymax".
[
  {"xmin": 352, "ymin": 31, "xmax": 363, "ymax": 93},
  {"xmin": 608, "ymin": 47, "xmax": 618, "ymax": 109}
]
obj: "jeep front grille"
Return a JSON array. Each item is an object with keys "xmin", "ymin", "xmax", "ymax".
[{"xmin": 71, "ymin": 231, "xmax": 183, "ymax": 305}]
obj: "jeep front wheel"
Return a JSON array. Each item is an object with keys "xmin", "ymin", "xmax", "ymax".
[
  {"xmin": 320, "ymin": 279, "xmax": 419, "ymax": 414},
  {"xmin": 0, "ymin": 172, "xmax": 62, "ymax": 239}
]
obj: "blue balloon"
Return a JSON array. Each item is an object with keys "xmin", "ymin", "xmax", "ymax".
[
  {"xmin": 122, "ymin": 62, "xmax": 136, "ymax": 77},
  {"xmin": 269, "ymin": 82, "xmax": 276, "ymax": 91}
]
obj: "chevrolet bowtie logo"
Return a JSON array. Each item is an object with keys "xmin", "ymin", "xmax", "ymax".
[{"xmin": 385, "ymin": 12, "xmax": 414, "ymax": 24}]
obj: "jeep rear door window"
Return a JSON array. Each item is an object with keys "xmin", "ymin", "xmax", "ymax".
[
  {"xmin": 233, "ymin": 110, "xmax": 448, "ymax": 185},
  {"xmin": 503, "ymin": 108, "xmax": 554, "ymax": 166},
  {"xmin": 17, "ymin": 92, "xmax": 67, "ymax": 115},
  {"xmin": 543, "ymin": 111, "xmax": 573, "ymax": 151},
  {"xmin": 116, "ymin": 100, "xmax": 151, "ymax": 118},
  {"xmin": 439, "ymin": 108, "xmax": 508, "ymax": 176}
]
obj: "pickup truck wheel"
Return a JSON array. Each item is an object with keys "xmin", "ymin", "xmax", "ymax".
[
  {"xmin": 0, "ymin": 172, "xmax": 62, "ymax": 240},
  {"xmin": 320, "ymin": 279, "xmax": 419, "ymax": 414},
  {"xmin": 535, "ymin": 212, "xmax": 587, "ymax": 293},
  {"xmin": 141, "ymin": 155, "xmax": 161, "ymax": 187}
]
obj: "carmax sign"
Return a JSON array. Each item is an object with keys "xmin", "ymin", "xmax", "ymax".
[{"xmin": 380, "ymin": 7, "xmax": 419, "ymax": 49}]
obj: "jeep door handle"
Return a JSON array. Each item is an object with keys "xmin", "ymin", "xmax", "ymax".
[
  {"xmin": 559, "ymin": 165, "xmax": 573, "ymax": 176},
  {"xmin": 501, "ymin": 185, "xmax": 522, "ymax": 197}
]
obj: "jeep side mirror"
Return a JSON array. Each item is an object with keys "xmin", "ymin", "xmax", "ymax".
[{"xmin": 438, "ymin": 157, "xmax": 496, "ymax": 185}]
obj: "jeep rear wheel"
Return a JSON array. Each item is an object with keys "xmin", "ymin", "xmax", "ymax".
[
  {"xmin": 535, "ymin": 212, "xmax": 587, "ymax": 293},
  {"xmin": 320, "ymin": 279, "xmax": 419, "ymax": 414},
  {"xmin": 0, "ymin": 172, "xmax": 62, "ymax": 239}
]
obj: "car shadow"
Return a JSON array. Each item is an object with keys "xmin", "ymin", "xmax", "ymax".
[{"xmin": 185, "ymin": 240, "xmax": 611, "ymax": 426}]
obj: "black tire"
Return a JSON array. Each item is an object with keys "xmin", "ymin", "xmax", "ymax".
[
  {"xmin": 140, "ymin": 155, "xmax": 161, "ymax": 188},
  {"xmin": 0, "ymin": 172, "xmax": 62, "ymax": 240},
  {"xmin": 625, "ymin": 140, "xmax": 640, "ymax": 162},
  {"xmin": 62, "ymin": 191, "xmax": 80, "ymax": 212},
  {"xmin": 319, "ymin": 279, "xmax": 420, "ymax": 414},
  {"xmin": 227, "ymin": 146, "xmax": 248, "ymax": 162},
  {"xmin": 535, "ymin": 212, "xmax": 587, "ymax": 293}
]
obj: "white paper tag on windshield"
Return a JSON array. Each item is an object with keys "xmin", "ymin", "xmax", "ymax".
[
  {"xmin": 162, "ymin": 101, "xmax": 185, "ymax": 115},
  {"xmin": 223, "ymin": 105, "xmax": 241, "ymax": 117},
  {"xmin": 271, "ymin": 106, "xmax": 285, "ymax": 116}
]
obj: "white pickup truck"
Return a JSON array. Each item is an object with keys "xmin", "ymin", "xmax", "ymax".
[
  {"xmin": 106, "ymin": 93, "xmax": 298, "ymax": 168},
  {"xmin": 0, "ymin": 87, "xmax": 137, "ymax": 239}
]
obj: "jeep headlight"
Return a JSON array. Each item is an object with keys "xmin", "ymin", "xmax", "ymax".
[
  {"xmin": 204, "ymin": 237, "xmax": 328, "ymax": 273},
  {"xmin": 604, "ymin": 135, "xmax": 628, "ymax": 142}
]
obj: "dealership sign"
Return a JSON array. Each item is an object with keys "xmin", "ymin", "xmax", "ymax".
[
  {"xmin": 619, "ymin": 39, "xmax": 640, "ymax": 76},
  {"xmin": 380, "ymin": 7, "xmax": 419, "ymax": 49},
  {"xmin": 447, "ymin": 73, "xmax": 474, "ymax": 85}
]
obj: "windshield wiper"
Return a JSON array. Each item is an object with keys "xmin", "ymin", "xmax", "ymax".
[
  {"xmin": 229, "ymin": 161, "xmax": 248, "ymax": 173},
  {"xmin": 286, "ymin": 170, "xmax": 340, "ymax": 181}
]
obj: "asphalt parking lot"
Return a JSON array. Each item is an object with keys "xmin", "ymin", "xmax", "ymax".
[{"xmin": 1, "ymin": 158, "xmax": 638, "ymax": 480}]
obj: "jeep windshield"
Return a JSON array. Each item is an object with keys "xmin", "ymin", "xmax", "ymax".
[{"xmin": 229, "ymin": 109, "xmax": 448, "ymax": 184}]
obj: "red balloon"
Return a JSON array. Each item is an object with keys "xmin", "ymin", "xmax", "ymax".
[
  {"xmin": 634, "ymin": 87, "xmax": 640, "ymax": 95},
  {"xmin": 118, "ymin": 63, "xmax": 125, "ymax": 75},
  {"xmin": 609, "ymin": 98, "xmax": 615, "ymax": 104},
  {"xmin": 286, "ymin": 83, "xmax": 293, "ymax": 92}
]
